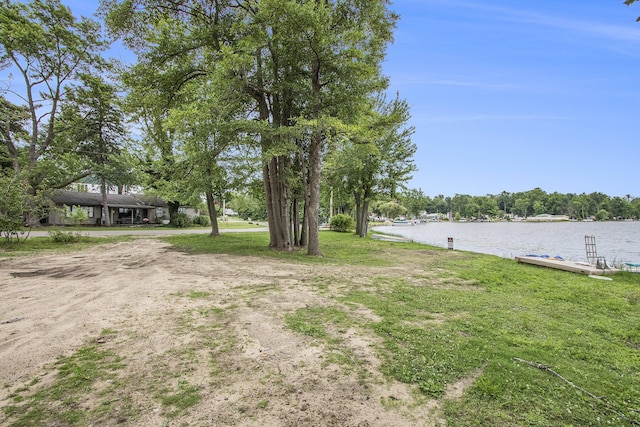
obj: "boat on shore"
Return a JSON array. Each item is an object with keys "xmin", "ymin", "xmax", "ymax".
[
  {"xmin": 621, "ymin": 262, "xmax": 640, "ymax": 273},
  {"xmin": 525, "ymin": 214, "xmax": 570, "ymax": 222},
  {"xmin": 390, "ymin": 219, "xmax": 413, "ymax": 225}
]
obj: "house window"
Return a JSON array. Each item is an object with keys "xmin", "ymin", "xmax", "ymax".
[
  {"xmin": 178, "ymin": 207, "xmax": 186, "ymax": 214},
  {"xmin": 156, "ymin": 207, "xmax": 164, "ymax": 217}
]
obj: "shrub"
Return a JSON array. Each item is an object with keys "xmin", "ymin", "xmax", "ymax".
[
  {"xmin": 171, "ymin": 212, "xmax": 192, "ymax": 228},
  {"xmin": 0, "ymin": 174, "xmax": 47, "ymax": 244},
  {"xmin": 330, "ymin": 214, "xmax": 355, "ymax": 233},
  {"xmin": 192, "ymin": 215, "xmax": 210, "ymax": 226},
  {"xmin": 48, "ymin": 229, "xmax": 83, "ymax": 243}
]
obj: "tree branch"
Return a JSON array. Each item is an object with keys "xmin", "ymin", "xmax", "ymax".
[{"xmin": 513, "ymin": 357, "xmax": 639, "ymax": 425}]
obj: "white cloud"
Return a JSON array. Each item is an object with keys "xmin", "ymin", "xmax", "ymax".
[{"xmin": 431, "ymin": 0, "xmax": 640, "ymax": 44}]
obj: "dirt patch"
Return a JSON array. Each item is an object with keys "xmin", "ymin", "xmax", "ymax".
[{"xmin": 0, "ymin": 239, "xmax": 476, "ymax": 426}]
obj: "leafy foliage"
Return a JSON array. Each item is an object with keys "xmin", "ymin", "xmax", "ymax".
[
  {"xmin": 329, "ymin": 214, "xmax": 355, "ymax": 233},
  {"xmin": 57, "ymin": 73, "xmax": 137, "ymax": 226},
  {"xmin": 192, "ymin": 215, "xmax": 210, "ymax": 227},
  {"xmin": 0, "ymin": 173, "xmax": 46, "ymax": 243},
  {"xmin": 228, "ymin": 191, "xmax": 267, "ymax": 221},
  {"xmin": 46, "ymin": 205, "xmax": 88, "ymax": 243},
  {"xmin": 323, "ymin": 93, "xmax": 416, "ymax": 236},
  {"xmin": 0, "ymin": 175, "xmax": 27, "ymax": 242},
  {"xmin": 0, "ymin": 0, "xmax": 107, "ymax": 195},
  {"xmin": 377, "ymin": 200, "xmax": 407, "ymax": 219},
  {"xmin": 103, "ymin": 0, "xmax": 401, "ymax": 253},
  {"xmin": 47, "ymin": 229, "xmax": 83, "ymax": 243},
  {"xmin": 398, "ymin": 187, "xmax": 640, "ymax": 221},
  {"xmin": 170, "ymin": 212, "xmax": 192, "ymax": 228}
]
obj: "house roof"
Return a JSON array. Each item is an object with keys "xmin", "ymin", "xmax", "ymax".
[{"xmin": 51, "ymin": 190, "xmax": 168, "ymax": 209}]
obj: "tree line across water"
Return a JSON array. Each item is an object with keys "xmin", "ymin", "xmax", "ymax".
[
  {"xmin": 226, "ymin": 186, "xmax": 639, "ymax": 225},
  {"xmin": 394, "ymin": 188, "xmax": 640, "ymax": 221}
]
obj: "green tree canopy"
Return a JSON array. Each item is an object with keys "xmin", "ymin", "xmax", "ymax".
[
  {"xmin": 103, "ymin": 0, "xmax": 399, "ymax": 254},
  {"xmin": 0, "ymin": 0, "xmax": 107, "ymax": 196}
]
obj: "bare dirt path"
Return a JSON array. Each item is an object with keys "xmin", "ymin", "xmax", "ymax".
[{"xmin": 0, "ymin": 239, "xmax": 464, "ymax": 426}]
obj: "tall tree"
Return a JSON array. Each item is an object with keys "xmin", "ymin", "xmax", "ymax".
[
  {"xmin": 103, "ymin": 0, "xmax": 249, "ymax": 230},
  {"xmin": 0, "ymin": 0, "xmax": 106, "ymax": 200},
  {"xmin": 400, "ymin": 188, "xmax": 429, "ymax": 218},
  {"xmin": 324, "ymin": 94, "xmax": 416, "ymax": 237},
  {"xmin": 167, "ymin": 78, "xmax": 256, "ymax": 236},
  {"xmin": 512, "ymin": 197, "xmax": 531, "ymax": 218},
  {"xmin": 58, "ymin": 73, "xmax": 129, "ymax": 226},
  {"xmin": 289, "ymin": 0, "xmax": 397, "ymax": 254},
  {"xmin": 118, "ymin": 50, "xmax": 191, "ymax": 220}
]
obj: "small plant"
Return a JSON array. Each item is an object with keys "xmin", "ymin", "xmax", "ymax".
[
  {"xmin": 329, "ymin": 214, "xmax": 355, "ymax": 233},
  {"xmin": 186, "ymin": 291, "xmax": 211, "ymax": 299},
  {"xmin": 157, "ymin": 379, "xmax": 202, "ymax": 416},
  {"xmin": 48, "ymin": 229, "xmax": 83, "ymax": 243}
]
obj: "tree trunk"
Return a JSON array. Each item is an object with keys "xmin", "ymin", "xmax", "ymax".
[
  {"xmin": 101, "ymin": 176, "xmax": 111, "ymax": 227},
  {"xmin": 206, "ymin": 191, "xmax": 219, "ymax": 236},
  {"xmin": 263, "ymin": 162, "xmax": 278, "ymax": 247},
  {"xmin": 300, "ymin": 191, "xmax": 309, "ymax": 247},
  {"xmin": 168, "ymin": 201, "xmax": 180, "ymax": 220},
  {"xmin": 358, "ymin": 200, "xmax": 369, "ymax": 238},
  {"xmin": 355, "ymin": 192, "xmax": 363, "ymax": 236},
  {"xmin": 299, "ymin": 158, "xmax": 309, "ymax": 247},
  {"xmin": 264, "ymin": 156, "xmax": 292, "ymax": 250},
  {"xmin": 251, "ymin": 50, "xmax": 292, "ymax": 251},
  {"xmin": 249, "ymin": 47, "xmax": 291, "ymax": 251},
  {"xmin": 307, "ymin": 127, "xmax": 322, "ymax": 256},
  {"xmin": 307, "ymin": 54, "xmax": 323, "ymax": 256},
  {"xmin": 292, "ymin": 198, "xmax": 300, "ymax": 247}
]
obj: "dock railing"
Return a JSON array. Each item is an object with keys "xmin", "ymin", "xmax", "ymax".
[{"xmin": 585, "ymin": 235, "xmax": 610, "ymax": 271}]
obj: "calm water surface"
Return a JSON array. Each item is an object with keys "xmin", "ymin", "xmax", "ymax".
[{"xmin": 372, "ymin": 221, "xmax": 640, "ymax": 265}]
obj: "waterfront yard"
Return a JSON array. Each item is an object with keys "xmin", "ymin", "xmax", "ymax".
[{"xmin": 1, "ymin": 232, "xmax": 639, "ymax": 426}]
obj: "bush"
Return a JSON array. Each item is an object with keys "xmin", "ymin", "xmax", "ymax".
[
  {"xmin": 0, "ymin": 174, "xmax": 46, "ymax": 244},
  {"xmin": 330, "ymin": 214, "xmax": 355, "ymax": 233},
  {"xmin": 171, "ymin": 212, "xmax": 192, "ymax": 228},
  {"xmin": 48, "ymin": 229, "xmax": 83, "ymax": 243},
  {"xmin": 192, "ymin": 215, "xmax": 211, "ymax": 226}
]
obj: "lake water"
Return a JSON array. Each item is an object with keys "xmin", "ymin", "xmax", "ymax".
[{"xmin": 372, "ymin": 221, "xmax": 640, "ymax": 265}]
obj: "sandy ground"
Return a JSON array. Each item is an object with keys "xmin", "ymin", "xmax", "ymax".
[{"xmin": 0, "ymin": 239, "xmax": 474, "ymax": 426}]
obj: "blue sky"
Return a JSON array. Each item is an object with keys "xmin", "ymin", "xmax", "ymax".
[
  {"xmin": 7, "ymin": 1, "xmax": 640, "ymax": 198},
  {"xmin": 384, "ymin": 1, "xmax": 640, "ymax": 197}
]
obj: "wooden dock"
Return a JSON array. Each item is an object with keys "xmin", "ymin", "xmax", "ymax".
[{"xmin": 515, "ymin": 256, "xmax": 617, "ymax": 276}]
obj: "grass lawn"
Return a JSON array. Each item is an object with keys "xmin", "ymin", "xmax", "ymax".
[
  {"xmin": 216, "ymin": 220, "xmax": 266, "ymax": 229},
  {"xmin": 166, "ymin": 231, "xmax": 640, "ymax": 426},
  {"xmin": 0, "ymin": 235, "xmax": 134, "ymax": 257}
]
